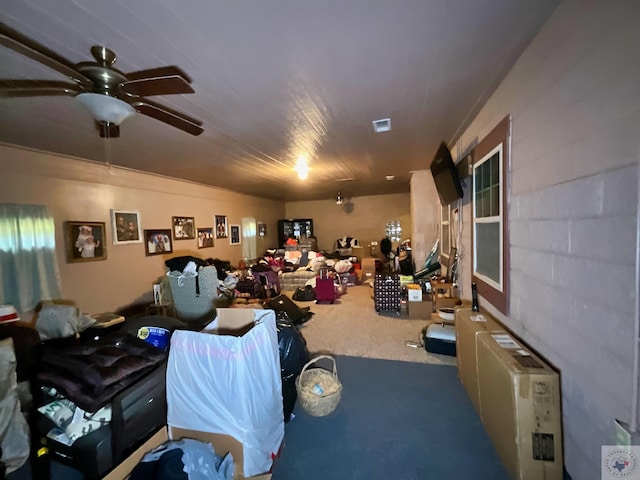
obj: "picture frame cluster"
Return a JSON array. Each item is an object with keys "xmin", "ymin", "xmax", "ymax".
[{"xmin": 65, "ymin": 211, "xmax": 254, "ymax": 262}]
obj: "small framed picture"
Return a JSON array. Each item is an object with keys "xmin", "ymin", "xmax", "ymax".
[
  {"xmin": 258, "ymin": 222, "xmax": 267, "ymax": 237},
  {"xmin": 65, "ymin": 221, "xmax": 107, "ymax": 263},
  {"xmin": 144, "ymin": 229, "xmax": 173, "ymax": 256},
  {"xmin": 172, "ymin": 216, "xmax": 196, "ymax": 240},
  {"xmin": 230, "ymin": 225, "xmax": 241, "ymax": 245},
  {"xmin": 152, "ymin": 283, "xmax": 164, "ymax": 305},
  {"xmin": 215, "ymin": 215, "xmax": 228, "ymax": 239},
  {"xmin": 111, "ymin": 210, "xmax": 143, "ymax": 245},
  {"xmin": 197, "ymin": 227, "xmax": 214, "ymax": 248}
]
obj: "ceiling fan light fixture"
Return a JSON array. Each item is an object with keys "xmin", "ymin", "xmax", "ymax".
[
  {"xmin": 76, "ymin": 92, "xmax": 136, "ymax": 125},
  {"xmin": 336, "ymin": 191, "xmax": 344, "ymax": 205}
]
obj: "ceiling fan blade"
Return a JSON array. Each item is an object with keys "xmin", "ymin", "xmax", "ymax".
[
  {"xmin": 121, "ymin": 75, "xmax": 194, "ymax": 97},
  {"xmin": 131, "ymin": 99, "xmax": 203, "ymax": 136},
  {"xmin": 0, "ymin": 22, "xmax": 92, "ymax": 89},
  {"xmin": 0, "ymin": 79, "xmax": 82, "ymax": 98},
  {"xmin": 126, "ymin": 66, "xmax": 192, "ymax": 83},
  {"xmin": 97, "ymin": 121, "xmax": 120, "ymax": 138}
]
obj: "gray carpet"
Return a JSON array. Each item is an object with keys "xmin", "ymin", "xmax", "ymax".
[
  {"xmin": 286, "ymin": 284, "xmax": 456, "ymax": 366},
  {"xmin": 273, "ymin": 355, "xmax": 508, "ymax": 480}
]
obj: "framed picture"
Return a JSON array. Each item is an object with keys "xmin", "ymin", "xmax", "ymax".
[
  {"xmin": 215, "ymin": 215, "xmax": 228, "ymax": 239},
  {"xmin": 230, "ymin": 225, "xmax": 241, "ymax": 245},
  {"xmin": 111, "ymin": 210, "xmax": 143, "ymax": 245},
  {"xmin": 144, "ymin": 229, "xmax": 173, "ymax": 256},
  {"xmin": 172, "ymin": 216, "xmax": 196, "ymax": 240},
  {"xmin": 258, "ymin": 222, "xmax": 267, "ymax": 237},
  {"xmin": 197, "ymin": 227, "xmax": 214, "ymax": 248},
  {"xmin": 65, "ymin": 221, "xmax": 107, "ymax": 263}
]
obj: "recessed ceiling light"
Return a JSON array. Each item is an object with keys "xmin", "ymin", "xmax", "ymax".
[
  {"xmin": 386, "ymin": 175, "xmax": 395, "ymax": 181},
  {"xmin": 295, "ymin": 156, "xmax": 309, "ymax": 180},
  {"xmin": 372, "ymin": 118, "xmax": 391, "ymax": 133}
]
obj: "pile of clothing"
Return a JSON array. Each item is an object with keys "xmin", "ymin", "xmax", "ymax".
[{"xmin": 130, "ymin": 438, "xmax": 234, "ymax": 480}]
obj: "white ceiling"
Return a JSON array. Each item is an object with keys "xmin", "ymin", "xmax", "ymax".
[{"xmin": 0, "ymin": 0, "xmax": 560, "ymax": 201}]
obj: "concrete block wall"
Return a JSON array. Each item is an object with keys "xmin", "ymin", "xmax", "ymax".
[
  {"xmin": 414, "ymin": 1, "xmax": 639, "ymax": 478},
  {"xmin": 410, "ymin": 170, "xmax": 440, "ymax": 269}
]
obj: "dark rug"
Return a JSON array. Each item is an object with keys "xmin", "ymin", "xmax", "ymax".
[{"xmin": 272, "ymin": 355, "xmax": 509, "ymax": 480}]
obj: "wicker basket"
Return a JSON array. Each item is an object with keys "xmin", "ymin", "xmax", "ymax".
[{"xmin": 296, "ymin": 355, "xmax": 342, "ymax": 417}]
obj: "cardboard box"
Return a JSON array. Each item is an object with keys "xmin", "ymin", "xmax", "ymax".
[
  {"xmin": 361, "ymin": 256, "xmax": 376, "ymax": 271},
  {"xmin": 361, "ymin": 257, "xmax": 376, "ymax": 281},
  {"xmin": 434, "ymin": 296, "xmax": 461, "ymax": 309},
  {"xmin": 454, "ymin": 308, "xmax": 503, "ymax": 413},
  {"xmin": 186, "ymin": 308, "xmax": 284, "ymax": 478},
  {"xmin": 406, "ymin": 284, "xmax": 423, "ymax": 302},
  {"xmin": 407, "ymin": 298, "xmax": 433, "ymax": 319},
  {"xmin": 476, "ymin": 332, "xmax": 563, "ymax": 480},
  {"xmin": 110, "ymin": 308, "xmax": 284, "ymax": 480},
  {"xmin": 102, "ymin": 426, "xmax": 273, "ymax": 480}
]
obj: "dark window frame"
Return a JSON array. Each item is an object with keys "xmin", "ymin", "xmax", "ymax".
[{"xmin": 471, "ymin": 115, "xmax": 510, "ymax": 315}]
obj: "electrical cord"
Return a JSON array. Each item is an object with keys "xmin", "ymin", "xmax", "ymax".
[{"xmin": 404, "ymin": 329, "xmax": 426, "ymax": 349}]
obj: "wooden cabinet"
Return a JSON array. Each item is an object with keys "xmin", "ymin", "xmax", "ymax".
[{"xmin": 277, "ymin": 219, "xmax": 313, "ymax": 247}]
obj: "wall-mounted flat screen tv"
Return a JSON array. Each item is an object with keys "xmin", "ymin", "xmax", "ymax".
[{"xmin": 430, "ymin": 141, "xmax": 463, "ymax": 205}]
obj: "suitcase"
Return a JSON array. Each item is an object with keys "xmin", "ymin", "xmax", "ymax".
[
  {"xmin": 422, "ymin": 323, "xmax": 457, "ymax": 356},
  {"xmin": 267, "ymin": 294, "xmax": 312, "ymax": 325},
  {"xmin": 315, "ymin": 277, "xmax": 336, "ymax": 304},
  {"xmin": 374, "ymin": 274, "xmax": 401, "ymax": 315},
  {"xmin": 35, "ymin": 362, "xmax": 167, "ymax": 480}
]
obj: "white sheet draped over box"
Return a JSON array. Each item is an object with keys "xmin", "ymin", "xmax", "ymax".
[{"xmin": 166, "ymin": 309, "xmax": 284, "ymax": 477}]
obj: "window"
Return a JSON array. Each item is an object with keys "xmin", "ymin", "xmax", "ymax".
[
  {"xmin": 0, "ymin": 204, "xmax": 62, "ymax": 312},
  {"xmin": 441, "ymin": 204, "xmax": 450, "ymax": 258},
  {"xmin": 241, "ymin": 217, "xmax": 257, "ymax": 260},
  {"xmin": 385, "ymin": 221, "xmax": 402, "ymax": 243},
  {"xmin": 472, "ymin": 116, "xmax": 510, "ymax": 314}
]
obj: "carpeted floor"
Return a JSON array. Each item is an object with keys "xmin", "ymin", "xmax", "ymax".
[
  {"xmin": 272, "ymin": 355, "xmax": 508, "ymax": 480},
  {"xmin": 288, "ymin": 284, "xmax": 456, "ymax": 366},
  {"xmin": 15, "ymin": 284, "xmax": 467, "ymax": 479}
]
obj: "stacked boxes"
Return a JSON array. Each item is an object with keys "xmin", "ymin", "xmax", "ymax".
[
  {"xmin": 361, "ymin": 257, "xmax": 377, "ymax": 282},
  {"xmin": 430, "ymin": 278, "xmax": 460, "ymax": 310},
  {"xmin": 407, "ymin": 296, "xmax": 433, "ymax": 318},
  {"xmin": 455, "ymin": 308, "xmax": 564, "ymax": 479},
  {"xmin": 406, "ymin": 284, "xmax": 433, "ymax": 319},
  {"xmin": 373, "ymin": 274, "xmax": 401, "ymax": 314},
  {"xmin": 455, "ymin": 308, "xmax": 503, "ymax": 412},
  {"xmin": 406, "ymin": 284, "xmax": 422, "ymax": 302},
  {"xmin": 476, "ymin": 332, "xmax": 563, "ymax": 480}
]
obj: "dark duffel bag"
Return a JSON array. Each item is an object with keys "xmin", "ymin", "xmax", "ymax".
[
  {"xmin": 236, "ymin": 277, "xmax": 261, "ymax": 298},
  {"xmin": 292, "ymin": 285, "xmax": 316, "ymax": 302}
]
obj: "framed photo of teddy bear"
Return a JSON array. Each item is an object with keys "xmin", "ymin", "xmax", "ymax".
[{"xmin": 65, "ymin": 221, "xmax": 107, "ymax": 263}]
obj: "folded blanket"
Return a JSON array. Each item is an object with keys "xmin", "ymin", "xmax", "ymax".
[{"xmin": 38, "ymin": 332, "xmax": 167, "ymax": 412}]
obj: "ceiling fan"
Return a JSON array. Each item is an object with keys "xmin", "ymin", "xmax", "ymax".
[{"xmin": 0, "ymin": 21, "xmax": 203, "ymax": 138}]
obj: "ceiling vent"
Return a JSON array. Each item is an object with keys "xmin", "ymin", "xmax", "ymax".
[{"xmin": 372, "ymin": 118, "xmax": 391, "ymax": 133}]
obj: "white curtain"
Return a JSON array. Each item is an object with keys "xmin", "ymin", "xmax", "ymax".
[
  {"xmin": 0, "ymin": 204, "xmax": 62, "ymax": 312},
  {"xmin": 241, "ymin": 217, "xmax": 257, "ymax": 260}
]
